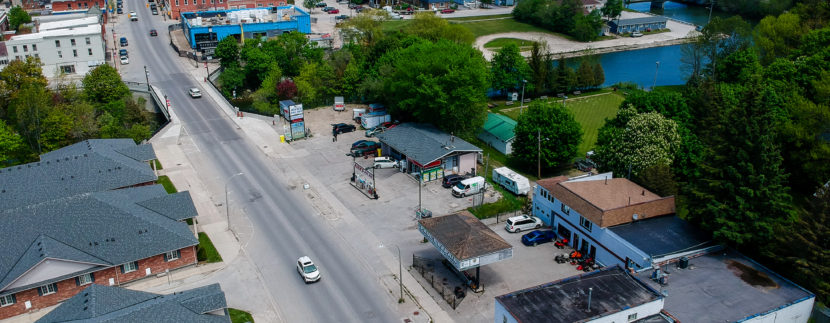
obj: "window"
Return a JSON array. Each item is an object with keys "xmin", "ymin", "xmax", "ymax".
[
  {"xmin": 85, "ymin": 37, "xmax": 91, "ymax": 45},
  {"xmin": 628, "ymin": 313, "xmax": 638, "ymax": 322},
  {"xmin": 257, "ymin": 3, "xmax": 262, "ymax": 6},
  {"xmin": 184, "ymin": 0, "xmax": 187, "ymax": 5},
  {"xmin": 14, "ymin": 55, "xmax": 20, "ymax": 60},
  {"xmin": 560, "ymin": 203, "xmax": 570, "ymax": 215},
  {"xmin": 175, "ymin": 0, "xmax": 178, "ymax": 5},
  {"xmin": 75, "ymin": 273, "xmax": 94, "ymax": 286},
  {"xmin": 32, "ymin": 44, "xmax": 37, "ymax": 51},
  {"xmin": 12, "ymin": 46, "xmax": 17, "ymax": 53},
  {"xmin": 88, "ymin": 48, "xmax": 93, "ymax": 55},
  {"xmin": 121, "ymin": 261, "xmax": 138, "ymax": 273},
  {"xmin": 579, "ymin": 216, "xmax": 592, "ymax": 232},
  {"xmin": 0, "ymin": 294, "xmax": 15, "ymax": 307},
  {"xmin": 57, "ymin": 51, "xmax": 63, "ymax": 58},
  {"xmin": 219, "ymin": 0, "xmax": 223, "ymax": 4},
  {"xmin": 34, "ymin": 54, "xmax": 38, "ymax": 58},
  {"xmin": 60, "ymin": 65, "xmax": 76, "ymax": 74},
  {"xmin": 73, "ymin": 49, "xmax": 78, "ymax": 57},
  {"xmin": 55, "ymin": 40, "xmax": 61, "ymax": 47},
  {"xmin": 67, "ymin": 3, "xmax": 72, "ymax": 8},
  {"xmin": 164, "ymin": 250, "xmax": 181, "ymax": 262},
  {"xmin": 202, "ymin": 0, "xmax": 206, "ymax": 4},
  {"xmin": 71, "ymin": 39, "xmax": 76, "ymax": 46},
  {"xmin": 22, "ymin": 45, "xmax": 27, "ymax": 52},
  {"xmin": 38, "ymin": 283, "xmax": 57, "ymax": 296}
]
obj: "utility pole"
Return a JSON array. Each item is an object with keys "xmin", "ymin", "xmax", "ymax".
[
  {"xmin": 519, "ymin": 79, "xmax": 527, "ymax": 114},
  {"xmin": 708, "ymin": 0, "xmax": 714, "ymax": 24},
  {"xmin": 537, "ymin": 129, "xmax": 541, "ymax": 178}
]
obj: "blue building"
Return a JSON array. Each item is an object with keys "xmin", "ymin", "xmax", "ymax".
[
  {"xmin": 532, "ymin": 173, "xmax": 714, "ymax": 271},
  {"xmin": 608, "ymin": 16, "xmax": 668, "ymax": 34},
  {"xmin": 181, "ymin": 6, "xmax": 310, "ymax": 52}
]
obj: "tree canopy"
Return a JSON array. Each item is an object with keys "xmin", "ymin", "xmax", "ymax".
[
  {"xmin": 490, "ymin": 43, "xmax": 532, "ymax": 97},
  {"xmin": 511, "ymin": 101, "xmax": 583, "ymax": 171}
]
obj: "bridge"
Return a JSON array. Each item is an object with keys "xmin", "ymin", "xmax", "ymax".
[{"xmin": 625, "ymin": 0, "xmax": 709, "ymax": 10}]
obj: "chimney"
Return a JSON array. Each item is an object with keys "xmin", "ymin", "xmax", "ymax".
[{"xmin": 642, "ymin": 189, "xmax": 645, "ymax": 196}]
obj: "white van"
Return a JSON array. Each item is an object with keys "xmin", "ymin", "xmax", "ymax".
[
  {"xmin": 452, "ymin": 176, "xmax": 485, "ymax": 197},
  {"xmin": 492, "ymin": 167, "xmax": 530, "ymax": 195}
]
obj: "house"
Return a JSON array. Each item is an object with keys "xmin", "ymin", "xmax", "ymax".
[
  {"xmin": 417, "ymin": 0, "xmax": 454, "ymax": 9},
  {"xmin": 495, "ymin": 266, "xmax": 667, "ymax": 323},
  {"xmin": 477, "ymin": 113, "xmax": 516, "ymax": 155},
  {"xmin": 0, "ymin": 140, "xmax": 201, "ymax": 320},
  {"xmin": 608, "ymin": 16, "xmax": 668, "ymax": 34},
  {"xmin": 532, "ymin": 173, "xmax": 715, "ymax": 271},
  {"xmin": 375, "ymin": 123, "xmax": 482, "ymax": 182},
  {"xmin": 36, "ymin": 283, "xmax": 230, "ymax": 322},
  {"xmin": 0, "ymin": 15, "xmax": 105, "ymax": 77},
  {"xmin": 179, "ymin": 7, "xmax": 310, "ymax": 52}
]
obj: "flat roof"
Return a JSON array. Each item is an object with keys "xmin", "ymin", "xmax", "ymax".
[
  {"xmin": 10, "ymin": 24, "xmax": 100, "ymax": 41},
  {"xmin": 609, "ymin": 215, "xmax": 712, "ymax": 258},
  {"xmin": 38, "ymin": 16, "xmax": 98, "ymax": 31},
  {"xmin": 182, "ymin": 6, "xmax": 306, "ymax": 28},
  {"xmin": 635, "ymin": 249, "xmax": 814, "ymax": 322},
  {"xmin": 496, "ymin": 266, "xmax": 662, "ymax": 323},
  {"xmin": 418, "ymin": 211, "xmax": 511, "ymax": 261}
]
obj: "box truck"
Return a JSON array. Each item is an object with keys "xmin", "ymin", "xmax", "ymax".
[
  {"xmin": 492, "ymin": 167, "xmax": 530, "ymax": 195},
  {"xmin": 452, "ymin": 176, "xmax": 485, "ymax": 197}
]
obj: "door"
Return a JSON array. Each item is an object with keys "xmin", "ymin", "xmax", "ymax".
[
  {"xmin": 572, "ymin": 233, "xmax": 580, "ymax": 251},
  {"xmin": 589, "ymin": 246, "xmax": 596, "ymax": 259},
  {"xmin": 557, "ymin": 224, "xmax": 571, "ymax": 241}
]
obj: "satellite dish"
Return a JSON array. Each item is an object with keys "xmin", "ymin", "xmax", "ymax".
[{"xmin": 632, "ymin": 214, "xmax": 639, "ymax": 221}]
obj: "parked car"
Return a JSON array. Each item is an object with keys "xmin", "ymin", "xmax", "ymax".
[
  {"xmin": 574, "ymin": 158, "xmax": 597, "ymax": 172},
  {"xmin": 316, "ymin": 2, "xmax": 328, "ymax": 7},
  {"xmin": 322, "ymin": 6, "xmax": 335, "ymax": 11},
  {"xmin": 348, "ymin": 3, "xmax": 359, "ymax": 8},
  {"xmin": 441, "ymin": 8, "xmax": 455, "ymax": 13},
  {"xmin": 119, "ymin": 49, "xmax": 128, "ymax": 57},
  {"xmin": 332, "ymin": 123, "xmax": 356, "ymax": 134},
  {"xmin": 120, "ymin": 56, "xmax": 129, "ymax": 64},
  {"xmin": 364, "ymin": 126, "xmax": 385, "ymax": 137},
  {"xmin": 296, "ymin": 256, "xmax": 321, "ymax": 283},
  {"xmin": 631, "ymin": 31, "xmax": 643, "ymax": 37},
  {"xmin": 452, "ymin": 176, "xmax": 485, "ymax": 197},
  {"xmin": 120, "ymin": 37, "xmax": 128, "ymax": 46},
  {"xmin": 351, "ymin": 140, "xmax": 372, "ymax": 148},
  {"xmin": 149, "ymin": 29, "xmax": 157, "ymax": 36},
  {"xmin": 335, "ymin": 14, "xmax": 349, "ymax": 20},
  {"xmin": 373, "ymin": 157, "xmax": 397, "ymax": 169},
  {"xmin": 188, "ymin": 88, "xmax": 202, "ymax": 98},
  {"xmin": 442, "ymin": 174, "xmax": 466, "ymax": 188},
  {"xmin": 521, "ymin": 230, "xmax": 556, "ymax": 246},
  {"xmin": 351, "ymin": 141, "xmax": 379, "ymax": 157},
  {"xmin": 116, "ymin": 7, "xmax": 123, "ymax": 14},
  {"xmin": 151, "ymin": 9, "xmax": 158, "ymax": 15},
  {"xmin": 328, "ymin": 8, "xmax": 340, "ymax": 14},
  {"xmin": 505, "ymin": 214, "xmax": 542, "ymax": 233}
]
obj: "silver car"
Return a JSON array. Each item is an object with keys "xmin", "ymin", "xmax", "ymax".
[{"xmin": 188, "ymin": 88, "xmax": 202, "ymax": 98}]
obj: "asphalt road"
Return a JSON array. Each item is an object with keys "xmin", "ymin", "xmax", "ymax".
[{"xmin": 117, "ymin": 3, "xmax": 400, "ymax": 322}]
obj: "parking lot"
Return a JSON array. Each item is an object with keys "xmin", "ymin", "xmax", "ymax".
[{"xmin": 290, "ymin": 106, "xmax": 586, "ymax": 320}]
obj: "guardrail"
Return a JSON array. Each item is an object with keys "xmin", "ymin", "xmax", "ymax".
[{"xmin": 125, "ymin": 81, "xmax": 170, "ymax": 122}]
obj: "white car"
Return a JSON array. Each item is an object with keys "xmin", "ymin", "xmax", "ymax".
[
  {"xmin": 120, "ymin": 56, "xmax": 129, "ymax": 64},
  {"xmin": 188, "ymin": 88, "xmax": 202, "ymax": 98},
  {"xmin": 373, "ymin": 157, "xmax": 397, "ymax": 169},
  {"xmin": 631, "ymin": 31, "xmax": 643, "ymax": 37},
  {"xmin": 505, "ymin": 214, "xmax": 542, "ymax": 233},
  {"xmin": 297, "ymin": 256, "xmax": 321, "ymax": 283}
]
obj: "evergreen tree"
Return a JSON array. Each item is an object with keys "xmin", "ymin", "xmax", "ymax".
[
  {"xmin": 592, "ymin": 63, "xmax": 605, "ymax": 87},
  {"xmin": 576, "ymin": 60, "xmax": 594, "ymax": 90}
]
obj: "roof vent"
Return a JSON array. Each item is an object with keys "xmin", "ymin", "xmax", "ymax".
[
  {"xmin": 65, "ymin": 157, "xmax": 69, "ymax": 161},
  {"xmin": 93, "ymin": 242, "xmax": 98, "ymax": 246},
  {"xmin": 40, "ymin": 254, "xmax": 44, "ymax": 257},
  {"xmin": 83, "ymin": 306, "xmax": 87, "ymax": 311},
  {"xmin": 138, "ymin": 230, "xmax": 142, "ymax": 234},
  {"xmin": 84, "ymin": 154, "xmax": 88, "ymax": 157}
]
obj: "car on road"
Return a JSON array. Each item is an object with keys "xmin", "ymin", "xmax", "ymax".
[
  {"xmin": 119, "ymin": 49, "xmax": 128, "ymax": 57},
  {"xmin": 373, "ymin": 156, "xmax": 397, "ymax": 169},
  {"xmin": 129, "ymin": 11, "xmax": 137, "ymax": 21},
  {"xmin": 441, "ymin": 8, "xmax": 455, "ymax": 13},
  {"xmin": 441, "ymin": 174, "xmax": 466, "ymax": 188},
  {"xmin": 351, "ymin": 141, "xmax": 379, "ymax": 157},
  {"xmin": 631, "ymin": 31, "xmax": 643, "ymax": 37},
  {"xmin": 120, "ymin": 56, "xmax": 129, "ymax": 64},
  {"xmin": 297, "ymin": 256, "xmax": 321, "ymax": 283},
  {"xmin": 521, "ymin": 230, "xmax": 556, "ymax": 246},
  {"xmin": 316, "ymin": 2, "xmax": 328, "ymax": 7},
  {"xmin": 505, "ymin": 214, "xmax": 542, "ymax": 233},
  {"xmin": 120, "ymin": 37, "xmax": 128, "ymax": 46},
  {"xmin": 328, "ymin": 8, "xmax": 340, "ymax": 14},
  {"xmin": 188, "ymin": 88, "xmax": 202, "ymax": 98},
  {"xmin": 332, "ymin": 123, "xmax": 356, "ymax": 134},
  {"xmin": 149, "ymin": 29, "xmax": 157, "ymax": 36}
]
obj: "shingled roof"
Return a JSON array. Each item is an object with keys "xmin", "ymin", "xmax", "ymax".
[
  {"xmin": 0, "ymin": 139, "xmax": 158, "ymax": 210},
  {"xmin": 0, "ymin": 185, "xmax": 198, "ymax": 295},
  {"xmin": 549, "ymin": 178, "xmax": 676, "ymax": 227},
  {"xmin": 418, "ymin": 211, "xmax": 511, "ymax": 261},
  {"xmin": 376, "ymin": 123, "xmax": 481, "ymax": 166},
  {"xmin": 37, "ymin": 283, "xmax": 229, "ymax": 323}
]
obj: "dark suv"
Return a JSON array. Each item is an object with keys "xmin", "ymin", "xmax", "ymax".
[
  {"xmin": 351, "ymin": 141, "xmax": 379, "ymax": 157},
  {"xmin": 332, "ymin": 123, "xmax": 356, "ymax": 134},
  {"xmin": 442, "ymin": 174, "xmax": 466, "ymax": 188},
  {"xmin": 574, "ymin": 158, "xmax": 597, "ymax": 172}
]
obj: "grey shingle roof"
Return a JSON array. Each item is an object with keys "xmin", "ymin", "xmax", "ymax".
[
  {"xmin": 37, "ymin": 283, "xmax": 229, "ymax": 323},
  {"xmin": 375, "ymin": 123, "xmax": 481, "ymax": 166},
  {"xmin": 0, "ymin": 185, "xmax": 198, "ymax": 294},
  {"xmin": 137, "ymin": 192, "xmax": 199, "ymax": 221},
  {"xmin": 0, "ymin": 139, "xmax": 158, "ymax": 210}
]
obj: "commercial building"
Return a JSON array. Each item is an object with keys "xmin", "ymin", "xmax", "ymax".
[
  {"xmin": 608, "ymin": 16, "xmax": 668, "ymax": 34},
  {"xmin": 36, "ymin": 283, "xmax": 230, "ymax": 322},
  {"xmin": 0, "ymin": 140, "xmax": 201, "ymax": 320},
  {"xmin": 179, "ymin": 6, "xmax": 310, "ymax": 52},
  {"xmin": 375, "ymin": 123, "xmax": 482, "ymax": 182},
  {"xmin": 477, "ymin": 112, "xmax": 516, "ymax": 155},
  {"xmin": 49, "ymin": 0, "xmax": 105, "ymax": 13},
  {"xmin": 165, "ymin": 0, "xmax": 289, "ymax": 20}
]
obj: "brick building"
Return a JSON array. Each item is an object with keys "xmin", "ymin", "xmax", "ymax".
[
  {"xmin": 0, "ymin": 140, "xmax": 201, "ymax": 320},
  {"xmin": 163, "ymin": 0, "xmax": 288, "ymax": 20},
  {"xmin": 49, "ymin": 0, "xmax": 106, "ymax": 12}
]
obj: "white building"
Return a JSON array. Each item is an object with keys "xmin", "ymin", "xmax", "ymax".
[{"xmin": 1, "ymin": 17, "xmax": 105, "ymax": 78}]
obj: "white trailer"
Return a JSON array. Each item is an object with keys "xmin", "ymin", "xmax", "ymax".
[
  {"xmin": 334, "ymin": 96, "xmax": 345, "ymax": 111},
  {"xmin": 361, "ymin": 114, "xmax": 391, "ymax": 129},
  {"xmin": 492, "ymin": 167, "xmax": 530, "ymax": 195}
]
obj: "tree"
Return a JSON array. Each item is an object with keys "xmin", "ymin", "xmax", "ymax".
[
  {"xmin": 240, "ymin": 41, "xmax": 275, "ymax": 87},
  {"xmin": 633, "ymin": 163, "xmax": 678, "ymax": 197},
  {"xmin": 592, "ymin": 62, "xmax": 605, "ymax": 87},
  {"xmin": 215, "ymin": 36, "xmax": 240, "ymax": 68},
  {"xmin": 9, "ymin": 6, "xmax": 31, "ymax": 31},
  {"xmin": 0, "ymin": 120, "xmax": 28, "ymax": 165},
  {"xmin": 380, "ymin": 39, "xmax": 490, "ymax": 136},
  {"xmin": 340, "ymin": 10, "xmax": 387, "ymax": 47},
  {"xmin": 39, "ymin": 108, "xmax": 73, "ymax": 152},
  {"xmin": 511, "ymin": 101, "xmax": 583, "ymax": 171},
  {"xmin": 754, "ymin": 12, "xmax": 807, "ymax": 64},
  {"xmin": 490, "ymin": 43, "xmax": 532, "ymax": 97},
  {"xmin": 528, "ymin": 40, "xmax": 549, "ymax": 95},
  {"xmin": 0, "ymin": 57, "xmax": 47, "ymax": 118},
  {"xmin": 594, "ymin": 107, "xmax": 681, "ymax": 177},
  {"xmin": 295, "ymin": 61, "xmax": 336, "ymax": 107},
  {"xmin": 277, "ymin": 79, "xmax": 298, "ymax": 100},
  {"xmin": 570, "ymin": 11, "xmax": 603, "ymax": 42},
  {"xmin": 82, "ymin": 65, "xmax": 129, "ymax": 106},
  {"xmin": 10, "ymin": 84, "xmax": 51, "ymax": 154},
  {"xmin": 404, "ymin": 13, "xmax": 474, "ymax": 44},
  {"xmin": 576, "ymin": 59, "xmax": 594, "ymax": 89},
  {"xmin": 303, "ymin": 0, "xmax": 316, "ymax": 12},
  {"xmin": 218, "ymin": 64, "xmax": 245, "ymax": 98},
  {"xmin": 601, "ymin": 0, "xmax": 622, "ymax": 21}
]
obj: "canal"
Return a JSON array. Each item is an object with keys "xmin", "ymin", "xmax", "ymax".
[{"xmin": 592, "ymin": 1, "xmax": 736, "ymax": 88}]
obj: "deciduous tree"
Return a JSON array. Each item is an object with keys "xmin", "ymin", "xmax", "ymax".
[
  {"xmin": 82, "ymin": 65, "xmax": 130, "ymax": 106},
  {"xmin": 512, "ymin": 101, "xmax": 582, "ymax": 171},
  {"xmin": 491, "ymin": 43, "xmax": 532, "ymax": 97},
  {"xmin": 9, "ymin": 6, "xmax": 31, "ymax": 31},
  {"xmin": 215, "ymin": 36, "xmax": 240, "ymax": 68},
  {"xmin": 594, "ymin": 107, "xmax": 681, "ymax": 177}
]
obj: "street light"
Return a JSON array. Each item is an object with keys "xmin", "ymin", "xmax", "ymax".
[
  {"xmin": 652, "ymin": 61, "xmax": 660, "ymax": 91},
  {"xmin": 225, "ymin": 172, "xmax": 244, "ymax": 231},
  {"xmin": 144, "ymin": 65, "xmax": 150, "ymax": 90},
  {"xmin": 519, "ymin": 79, "xmax": 528, "ymax": 114},
  {"xmin": 537, "ymin": 129, "xmax": 549, "ymax": 178},
  {"xmin": 395, "ymin": 245, "xmax": 403, "ymax": 303}
]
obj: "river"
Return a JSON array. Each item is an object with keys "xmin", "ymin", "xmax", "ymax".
[{"xmin": 592, "ymin": 1, "xmax": 736, "ymax": 88}]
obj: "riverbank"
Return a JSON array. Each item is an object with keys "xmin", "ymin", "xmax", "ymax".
[{"xmin": 474, "ymin": 11, "xmax": 700, "ymax": 60}]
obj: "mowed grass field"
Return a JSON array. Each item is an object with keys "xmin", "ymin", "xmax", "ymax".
[
  {"xmin": 381, "ymin": 15, "xmax": 566, "ymax": 39},
  {"xmin": 501, "ymin": 93, "xmax": 624, "ymax": 157}
]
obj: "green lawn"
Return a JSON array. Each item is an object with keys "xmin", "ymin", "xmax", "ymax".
[
  {"xmin": 153, "ymin": 160, "xmax": 163, "ymax": 170},
  {"xmin": 197, "ymin": 232, "xmax": 223, "ymax": 263},
  {"xmin": 446, "ymin": 14, "xmax": 513, "ymax": 21},
  {"xmin": 499, "ymin": 92, "xmax": 624, "ymax": 158},
  {"xmin": 483, "ymin": 38, "xmax": 537, "ymax": 50},
  {"xmin": 228, "ymin": 308, "xmax": 254, "ymax": 323},
  {"xmin": 156, "ymin": 175, "xmax": 177, "ymax": 194},
  {"xmin": 382, "ymin": 16, "xmax": 568, "ymax": 39}
]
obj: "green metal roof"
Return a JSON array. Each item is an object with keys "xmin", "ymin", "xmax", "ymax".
[{"xmin": 480, "ymin": 113, "xmax": 517, "ymax": 142}]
